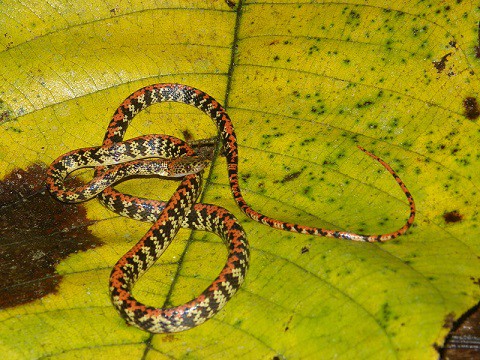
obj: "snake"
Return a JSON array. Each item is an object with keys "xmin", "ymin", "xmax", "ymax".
[
  {"xmin": 47, "ymin": 133, "xmax": 249, "ymax": 333},
  {"xmin": 47, "ymin": 83, "xmax": 416, "ymax": 333}
]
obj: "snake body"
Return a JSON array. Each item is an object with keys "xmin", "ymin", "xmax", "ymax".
[
  {"xmin": 46, "ymin": 134, "xmax": 208, "ymax": 202},
  {"xmin": 47, "ymin": 83, "xmax": 416, "ymax": 333},
  {"xmin": 109, "ymin": 172, "xmax": 249, "ymax": 333}
]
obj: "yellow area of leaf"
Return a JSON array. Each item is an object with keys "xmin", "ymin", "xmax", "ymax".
[{"xmin": 1, "ymin": 1, "xmax": 479, "ymax": 359}]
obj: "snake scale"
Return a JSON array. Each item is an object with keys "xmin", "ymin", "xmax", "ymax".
[{"xmin": 47, "ymin": 83, "xmax": 416, "ymax": 333}]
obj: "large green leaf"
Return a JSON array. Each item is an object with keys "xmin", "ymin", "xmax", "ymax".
[{"xmin": 1, "ymin": 1, "xmax": 479, "ymax": 359}]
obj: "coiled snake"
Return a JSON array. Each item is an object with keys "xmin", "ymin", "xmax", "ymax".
[{"xmin": 46, "ymin": 83, "xmax": 416, "ymax": 333}]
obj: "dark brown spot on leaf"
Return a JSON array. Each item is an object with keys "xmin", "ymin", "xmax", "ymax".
[
  {"xmin": 443, "ymin": 210, "xmax": 463, "ymax": 223},
  {"xmin": 182, "ymin": 129, "xmax": 194, "ymax": 142},
  {"xmin": 301, "ymin": 246, "xmax": 309, "ymax": 254},
  {"xmin": 0, "ymin": 163, "xmax": 102, "ymax": 309},
  {"xmin": 463, "ymin": 97, "xmax": 480, "ymax": 120},
  {"xmin": 274, "ymin": 170, "xmax": 303, "ymax": 184},
  {"xmin": 432, "ymin": 52, "xmax": 452, "ymax": 73}
]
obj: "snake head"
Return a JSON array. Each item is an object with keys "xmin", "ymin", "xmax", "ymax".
[{"xmin": 169, "ymin": 156, "xmax": 209, "ymax": 177}]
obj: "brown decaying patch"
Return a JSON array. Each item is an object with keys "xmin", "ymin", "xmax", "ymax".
[
  {"xmin": 439, "ymin": 304, "xmax": 480, "ymax": 359},
  {"xmin": 442, "ymin": 210, "xmax": 463, "ymax": 223},
  {"xmin": 463, "ymin": 97, "xmax": 480, "ymax": 120},
  {"xmin": 0, "ymin": 163, "xmax": 102, "ymax": 309}
]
